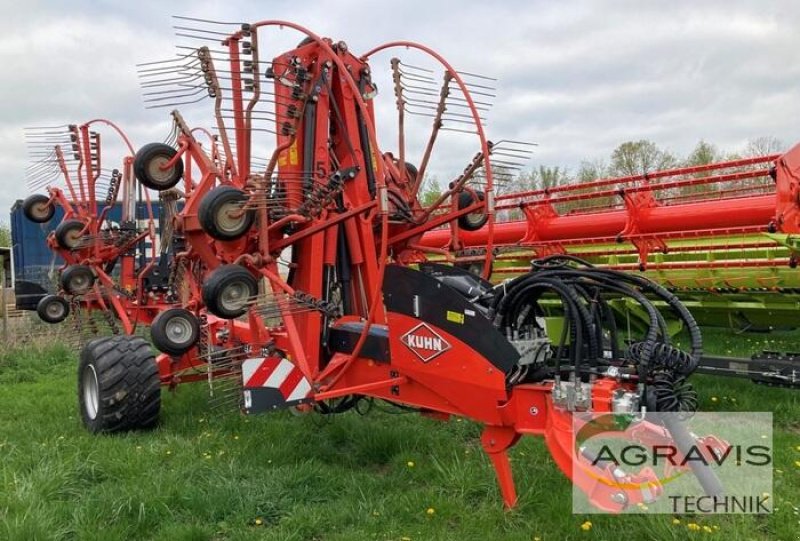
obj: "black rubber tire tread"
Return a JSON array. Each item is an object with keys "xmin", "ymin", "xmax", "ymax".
[
  {"xmin": 36, "ymin": 294, "xmax": 69, "ymax": 323},
  {"xmin": 78, "ymin": 336, "xmax": 161, "ymax": 434},
  {"xmin": 133, "ymin": 143, "xmax": 184, "ymax": 191},
  {"xmin": 60, "ymin": 264, "xmax": 95, "ymax": 295},
  {"xmin": 22, "ymin": 194, "xmax": 55, "ymax": 223},
  {"xmin": 457, "ymin": 190, "xmax": 488, "ymax": 231},
  {"xmin": 202, "ymin": 264, "xmax": 258, "ymax": 319},
  {"xmin": 150, "ymin": 308, "xmax": 201, "ymax": 356},
  {"xmin": 54, "ymin": 219, "xmax": 85, "ymax": 250},
  {"xmin": 198, "ymin": 185, "xmax": 255, "ymax": 241}
]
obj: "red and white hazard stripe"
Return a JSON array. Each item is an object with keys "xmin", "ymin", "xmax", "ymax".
[{"xmin": 242, "ymin": 357, "xmax": 311, "ymax": 402}]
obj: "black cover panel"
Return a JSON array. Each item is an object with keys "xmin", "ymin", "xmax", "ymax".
[
  {"xmin": 329, "ymin": 321, "xmax": 390, "ymax": 363},
  {"xmin": 383, "ymin": 265, "xmax": 518, "ymax": 373}
]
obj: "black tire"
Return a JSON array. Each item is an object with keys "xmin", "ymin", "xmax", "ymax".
[
  {"xmin": 456, "ymin": 261, "xmax": 493, "ymax": 280},
  {"xmin": 36, "ymin": 294, "xmax": 70, "ymax": 323},
  {"xmin": 22, "ymin": 194, "xmax": 55, "ymax": 223},
  {"xmin": 202, "ymin": 265, "xmax": 258, "ymax": 319},
  {"xmin": 457, "ymin": 190, "xmax": 488, "ymax": 231},
  {"xmin": 133, "ymin": 143, "xmax": 184, "ymax": 191},
  {"xmin": 54, "ymin": 219, "xmax": 85, "ymax": 250},
  {"xmin": 150, "ymin": 308, "xmax": 201, "ymax": 356},
  {"xmin": 61, "ymin": 264, "xmax": 95, "ymax": 295},
  {"xmin": 198, "ymin": 185, "xmax": 255, "ymax": 241},
  {"xmin": 78, "ymin": 336, "xmax": 161, "ymax": 433}
]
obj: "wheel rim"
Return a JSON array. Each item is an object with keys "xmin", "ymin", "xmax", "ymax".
[
  {"xmin": 64, "ymin": 227, "xmax": 83, "ymax": 248},
  {"xmin": 165, "ymin": 315, "xmax": 194, "ymax": 346},
  {"xmin": 146, "ymin": 155, "xmax": 175, "ymax": 185},
  {"xmin": 82, "ymin": 365, "xmax": 100, "ymax": 421},
  {"xmin": 215, "ymin": 200, "xmax": 246, "ymax": 234},
  {"xmin": 45, "ymin": 300, "xmax": 65, "ymax": 320},
  {"xmin": 465, "ymin": 211, "xmax": 485, "ymax": 226},
  {"xmin": 220, "ymin": 280, "xmax": 251, "ymax": 312},
  {"xmin": 31, "ymin": 202, "xmax": 51, "ymax": 220},
  {"xmin": 69, "ymin": 272, "xmax": 92, "ymax": 293}
]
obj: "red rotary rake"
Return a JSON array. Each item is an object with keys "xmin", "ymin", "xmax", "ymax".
[
  {"xmin": 20, "ymin": 120, "xmax": 254, "ymax": 426},
  {"xmin": 61, "ymin": 18, "xmax": 729, "ymax": 511},
  {"xmin": 22, "ymin": 120, "xmax": 161, "ymax": 332}
]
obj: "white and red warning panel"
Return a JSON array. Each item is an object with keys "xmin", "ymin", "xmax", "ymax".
[{"xmin": 241, "ymin": 356, "xmax": 313, "ymax": 414}]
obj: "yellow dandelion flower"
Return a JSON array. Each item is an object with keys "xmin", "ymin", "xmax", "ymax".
[
  {"xmin": 254, "ymin": 518, "xmax": 263, "ymax": 526},
  {"xmin": 234, "ymin": 435, "xmax": 240, "ymax": 440},
  {"xmin": 580, "ymin": 520, "xmax": 592, "ymax": 531},
  {"xmin": 796, "ymin": 445, "xmax": 800, "ymax": 452},
  {"xmin": 703, "ymin": 525, "xmax": 713, "ymax": 533},
  {"xmin": 166, "ymin": 450, "xmax": 172, "ymax": 455},
  {"xmin": 794, "ymin": 461, "xmax": 800, "ymax": 468},
  {"xmin": 672, "ymin": 518, "xmax": 681, "ymax": 525},
  {"xmin": 687, "ymin": 523, "xmax": 700, "ymax": 531},
  {"xmin": 713, "ymin": 525, "xmax": 720, "ymax": 530},
  {"xmin": 426, "ymin": 507, "xmax": 435, "ymax": 515},
  {"xmin": 407, "ymin": 461, "xmax": 415, "ymax": 468},
  {"xmin": 534, "ymin": 537, "xmax": 542, "ymax": 541}
]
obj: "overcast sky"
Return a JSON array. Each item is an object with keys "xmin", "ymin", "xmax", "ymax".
[{"xmin": 2, "ymin": 0, "xmax": 799, "ymax": 220}]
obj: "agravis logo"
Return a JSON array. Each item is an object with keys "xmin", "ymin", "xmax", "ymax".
[
  {"xmin": 572, "ymin": 412, "xmax": 773, "ymax": 515},
  {"xmin": 400, "ymin": 322, "xmax": 452, "ymax": 363}
]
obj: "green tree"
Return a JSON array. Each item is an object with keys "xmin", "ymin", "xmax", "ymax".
[
  {"xmin": 577, "ymin": 159, "xmax": 607, "ymax": 183},
  {"xmin": 537, "ymin": 165, "xmax": 568, "ymax": 190},
  {"xmin": 610, "ymin": 140, "xmax": 677, "ymax": 177},
  {"xmin": 0, "ymin": 224, "xmax": 10, "ymax": 247},
  {"xmin": 686, "ymin": 140, "xmax": 720, "ymax": 168},
  {"xmin": 419, "ymin": 176, "xmax": 443, "ymax": 207},
  {"xmin": 680, "ymin": 140, "xmax": 721, "ymax": 197}
]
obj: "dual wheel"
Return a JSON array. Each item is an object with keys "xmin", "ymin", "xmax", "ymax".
[
  {"xmin": 21, "ymin": 196, "xmax": 89, "ymax": 249},
  {"xmin": 36, "ymin": 264, "xmax": 96, "ymax": 322},
  {"xmin": 79, "ymin": 336, "xmax": 161, "ymax": 433},
  {"xmin": 135, "ymin": 143, "xmax": 253, "ymax": 240},
  {"xmin": 140, "ymin": 266, "xmax": 258, "ymax": 353}
]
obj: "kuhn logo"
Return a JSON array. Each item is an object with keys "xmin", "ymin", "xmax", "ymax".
[{"xmin": 400, "ymin": 323, "xmax": 451, "ymax": 363}]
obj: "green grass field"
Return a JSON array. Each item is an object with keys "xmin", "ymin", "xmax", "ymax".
[{"xmin": 1, "ymin": 328, "xmax": 799, "ymax": 541}]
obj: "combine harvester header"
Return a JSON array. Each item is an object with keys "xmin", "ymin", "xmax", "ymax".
[{"xmin": 419, "ymin": 146, "xmax": 800, "ymax": 333}]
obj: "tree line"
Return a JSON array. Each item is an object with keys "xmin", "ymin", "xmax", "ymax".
[{"xmin": 420, "ymin": 136, "xmax": 786, "ymax": 218}]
